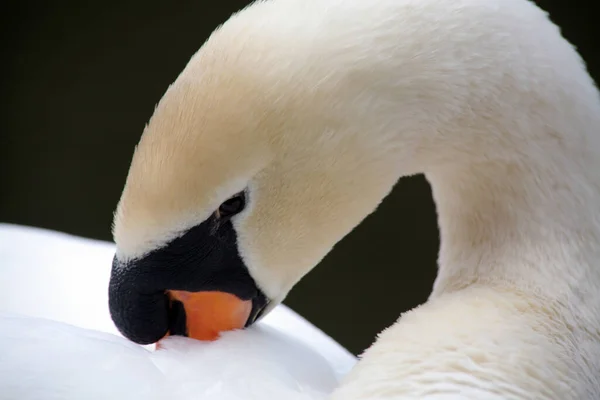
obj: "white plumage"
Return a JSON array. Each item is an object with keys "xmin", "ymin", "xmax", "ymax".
[{"xmin": 3, "ymin": 0, "xmax": 600, "ymax": 397}]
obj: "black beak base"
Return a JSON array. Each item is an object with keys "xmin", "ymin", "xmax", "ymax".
[{"xmin": 108, "ymin": 215, "xmax": 269, "ymax": 345}]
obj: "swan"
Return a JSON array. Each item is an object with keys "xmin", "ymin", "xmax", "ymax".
[
  {"xmin": 0, "ymin": 223, "xmax": 356, "ymax": 399},
  {"xmin": 105, "ymin": 0, "xmax": 597, "ymax": 397}
]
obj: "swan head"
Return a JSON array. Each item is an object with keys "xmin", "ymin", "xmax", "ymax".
[
  {"xmin": 108, "ymin": 4, "xmax": 403, "ymax": 345},
  {"xmin": 108, "ymin": 0, "xmax": 593, "ymax": 345}
]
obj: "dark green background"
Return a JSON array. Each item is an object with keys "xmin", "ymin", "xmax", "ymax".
[{"xmin": 1, "ymin": 1, "xmax": 598, "ymax": 355}]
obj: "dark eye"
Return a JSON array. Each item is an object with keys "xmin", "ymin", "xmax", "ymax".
[{"xmin": 217, "ymin": 192, "xmax": 246, "ymax": 219}]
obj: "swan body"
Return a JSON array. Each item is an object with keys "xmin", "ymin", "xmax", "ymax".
[
  {"xmin": 0, "ymin": 223, "xmax": 120, "ymax": 336},
  {"xmin": 0, "ymin": 313, "xmax": 348, "ymax": 400},
  {"xmin": 0, "ymin": 223, "xmax": 356, "ymax": 399}
]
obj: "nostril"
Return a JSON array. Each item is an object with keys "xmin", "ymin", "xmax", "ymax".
[{"xmin": 168, "ymin": 299, "xmax": 188, "ymax": 337}]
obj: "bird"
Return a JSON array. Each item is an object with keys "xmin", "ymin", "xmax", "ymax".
[
  {"xmin": 105, "ymin": 0, "xmax": 600, "ymax": 398},
  {"xmin": 0, "ymin": 223, "xmax": 356, "ymax": 399}
]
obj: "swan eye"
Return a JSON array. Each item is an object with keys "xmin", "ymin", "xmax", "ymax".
[{"xmin": 217, "ymin": 192, "xmax": 246, "ymax": 219}]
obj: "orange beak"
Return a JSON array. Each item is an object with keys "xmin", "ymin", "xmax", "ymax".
[{"xmin": 162, "ymin": 290, "xmax": 253, "ymax": 342}]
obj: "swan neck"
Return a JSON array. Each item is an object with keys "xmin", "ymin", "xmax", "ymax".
[{"xmin": 426, "ymin": 154, "xmax": 600, "ymax": 302}]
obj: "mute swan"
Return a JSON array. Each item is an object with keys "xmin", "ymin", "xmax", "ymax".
[
  {"xmin": 105, "ymin": 0, "xmax": 600, "ymax": 398},
  {"xmin": 0, "ymin": 223, "xmax": 356, "ymax": 399}
]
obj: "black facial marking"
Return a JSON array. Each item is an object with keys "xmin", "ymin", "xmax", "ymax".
[
  {"xmin": 108, "ymin": 214, "xmax": 268, "ymax": 345},
  {"xmin": 245, "ymin": 294, "xmax": 270, "ymax": 327},
  {"xmin": 168, "ymin": 300, "xmax": 188, "ymax": 337}
]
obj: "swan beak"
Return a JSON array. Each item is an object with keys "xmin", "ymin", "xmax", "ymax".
[
  {"xmin": 108, "ymin": 214, "xmax": 271, "ymax": 346},
  {"xmin": 165, "ymin": 290, "xmax": 253, "ymax": 341}
]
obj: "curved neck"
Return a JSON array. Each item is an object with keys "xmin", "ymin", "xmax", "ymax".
[{"xmin": 425, "ymin": 148, "xmax": 600, "ymax": 305}]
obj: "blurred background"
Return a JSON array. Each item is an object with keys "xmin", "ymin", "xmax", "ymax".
[{"xmin": 1, "ymin": 0, "xmax": 597, "ymax": 355}]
